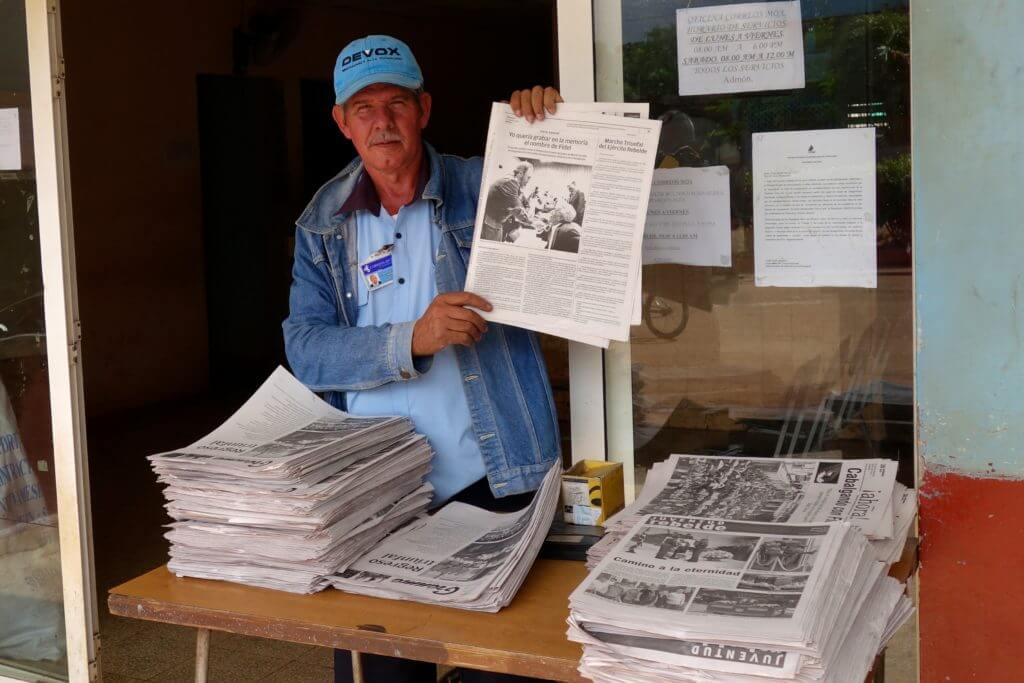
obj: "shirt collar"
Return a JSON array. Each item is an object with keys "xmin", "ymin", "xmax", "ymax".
[{"xmin": 336, "ymin": 154, "xmax": 430, "ymax": 217}]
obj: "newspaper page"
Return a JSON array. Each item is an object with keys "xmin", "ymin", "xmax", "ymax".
[
  {"xmin": 616, "ymin": 454, "xmax": 898, "ymax": 539},
  {"xmin": 154, "ymin": 367, "xmax": 407, "ymax": 476},
  {"xmin": 464, "ymin": 104, "xmax": 661, "ymax": 345},
  {"xmin": 332, "ymin": 463, "xmax": 560, "ymax": 610},
  {"xmin": 571, "ymin": 515, "xmax": 849, "ymax": 678},
  {"xmin": 557, "ymin": 102, "xmax": 651, "ymax": 327}
]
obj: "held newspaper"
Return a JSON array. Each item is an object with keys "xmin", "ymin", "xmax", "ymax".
[{"xmin": 464, "ymin": 103, "xmax": 662, "ymax": 346}]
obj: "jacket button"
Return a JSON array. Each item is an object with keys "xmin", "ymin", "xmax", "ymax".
[
  {"xmin": 398, "ymin": 277, "xmax": 406, "ymax": 285},
  {"xmin": 399, "ymin": 370, "xmax": 412, "ymax": 380},
  {"xmin": 346, "ymin": 292, "xmax": 352, "ymax": 298}
]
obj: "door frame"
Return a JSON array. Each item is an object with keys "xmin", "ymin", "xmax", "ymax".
[
  {"xmin": 556, "ymin": 0, "xmax": 637, "ymax": 501},
  {"xmin": 24, "ymin": 1, "xmax": 97, "ymax": 680}
]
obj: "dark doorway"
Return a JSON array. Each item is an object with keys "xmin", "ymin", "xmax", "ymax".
[{"xmin": 197, "ymin": 75, "xmax": 291, "ymax": 396}]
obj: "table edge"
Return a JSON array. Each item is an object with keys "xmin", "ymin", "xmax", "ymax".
[{"xmin": 107, "ymin": 591, "xmax": 588, "ymax": 683}]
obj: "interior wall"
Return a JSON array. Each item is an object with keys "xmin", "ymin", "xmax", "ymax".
[{"xmin": 61, "ymin": 0, "xmax": 554, "ymax": 417}]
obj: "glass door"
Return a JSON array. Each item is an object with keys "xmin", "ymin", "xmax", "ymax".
[
  {"xmin": 585, "ymin": 0, "xmax": 914, "ymax": 495},
  {"xmin": 0, "ymin": 1, "xmax": 96, "ymax": 680}
]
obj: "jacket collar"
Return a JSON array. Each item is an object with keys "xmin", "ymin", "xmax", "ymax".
[
  {"xmin": 296, "ymin": 141, "xmax": 446, "ymax": 236},
  {"xmin": 335, "ymin": 153, "xmax": 430, "ymax": 217}
]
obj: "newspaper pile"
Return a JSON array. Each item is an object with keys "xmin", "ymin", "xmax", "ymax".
[
  {"xmin": 148, "ymin": 367, "xmax": 434, "ymax": 594},
  {"xmin": 569, "ymin": 515, "xmax": 914, "ymax": 682},
  {"xmin": 329, "ymin": 462, "xmax": 561, "ymax": 611},
  {"xmin": 464, "ymin": 103, "xmax": 662, "ymax": 348},
  {"xmin": 588, "ymin": 455, "xmax": 917, "ymax": 569},
  {"xmin": 569, "ymin": 454, "xmax": 916, "ymax": 682}
]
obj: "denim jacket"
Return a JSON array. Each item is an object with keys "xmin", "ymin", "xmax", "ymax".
[{"xmin": 283, "ymin": 143, "xmax": 561, "ymax": 497}]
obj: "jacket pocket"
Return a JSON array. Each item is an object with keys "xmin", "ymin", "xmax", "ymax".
[
  {"xmin": 450, "ymin": 226, "xmax": 474, "ymax": 269},
  {"xmin": 452, "ymin": 226, "xmax": 474, "ymax": 251}
]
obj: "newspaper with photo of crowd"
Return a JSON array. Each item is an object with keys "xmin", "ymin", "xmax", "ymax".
[{"xmin": 569, "ymin": 453, "xmax": 917, "ymax": 682}]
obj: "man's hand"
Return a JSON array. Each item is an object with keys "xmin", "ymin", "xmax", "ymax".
[
  {"xmin": 509, "ymin": 86, "xmax": 563, "ymax": 123},
  {"xmin": 412, "ymin": 292, "xmax": 493, "ymax": 357}
]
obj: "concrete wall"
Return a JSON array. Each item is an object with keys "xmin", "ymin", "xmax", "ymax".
[
  {"xmin": 60, "ymin": 0, "xmax": 554, "ymax": 417},
  {"xmin": 913, "ymin": 1, "xmax": 1024, "ymax": 679}
]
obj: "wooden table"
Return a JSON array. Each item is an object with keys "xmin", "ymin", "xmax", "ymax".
[
  {"xmin": 109, "ymin": 559, "xmax": 590, "ymax": 683},
  {"xmin": 109, "ymin": 541, "xmax": 918, "ymax": 683}
]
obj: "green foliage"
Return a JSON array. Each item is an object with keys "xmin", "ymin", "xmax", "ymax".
[{"xmin": 623, "ymin": 25, "xmax": 677, "ymax": 104}]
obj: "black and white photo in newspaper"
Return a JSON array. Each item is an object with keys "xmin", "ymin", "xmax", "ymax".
[
  {"xmin": 570, "ymin": 515, "xmax": 845, "ymax": 677},
  {"xmin": 616, "ymin": 454, "xmax": 899, "ymax": 539},
  {"xmin": 465, "ymin": 104, "xmax": 661, "ymax": 345}
]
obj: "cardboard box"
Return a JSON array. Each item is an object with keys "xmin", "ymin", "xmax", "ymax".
[{"xmin": 561, "ymin": 460, "xmax": 624, "ymax": 526}]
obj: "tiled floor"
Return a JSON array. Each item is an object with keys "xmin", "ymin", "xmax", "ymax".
[{"xmin": 98, "ymin": 616, "xmax": 334, "ymax": 682}]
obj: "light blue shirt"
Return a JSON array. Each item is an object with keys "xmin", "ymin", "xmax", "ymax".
[{"xmin": 345, "ymin": 199, "xmax": 485, "ymax": 504}]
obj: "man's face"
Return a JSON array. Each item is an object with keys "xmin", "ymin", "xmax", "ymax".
[
  {"xmin": 516, "ymin": 167, "xmax": 532, "ymax": 186},
  {"xmin": 333, "ymin": 83, "xmax": 432, "ymax": 174}
]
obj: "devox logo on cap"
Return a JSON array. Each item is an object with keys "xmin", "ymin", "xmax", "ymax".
[{"xmin": 333, "ymin": 35, "xmax": 423, "ymax": 105}]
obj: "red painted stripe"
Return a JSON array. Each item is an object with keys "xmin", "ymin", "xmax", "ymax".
[{"xmin": 919, "ymin": 470, "xmax": 1024, "ymax": 681}]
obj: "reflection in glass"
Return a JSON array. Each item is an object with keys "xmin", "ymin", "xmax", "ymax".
[
  {"xmin": 0, "ymin": 0, "xmax": 68, "ymax": 679},
  {"xmin": 600, "ymin": 0, "xmax": 913, "ymax": 489}
]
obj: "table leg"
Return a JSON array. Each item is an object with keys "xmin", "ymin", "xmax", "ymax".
[
  {"xmin": 195, "ymin": 628, "xmax": 210, "ymax": 683},
  {"xmin": 351, "ymin": 651, "xmax": 364, "ymax": 683}
]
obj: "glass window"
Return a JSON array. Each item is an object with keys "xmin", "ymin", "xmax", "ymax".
[
  {"xmin": 596, "ymin": 0, "xmax": 913, "ymax": 490},
  {"xmin": 0, "ymin": 1, "xmax": 69, "ymax": 679}
]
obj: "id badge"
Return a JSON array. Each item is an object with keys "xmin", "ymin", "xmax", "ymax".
[{"xmin": 360, "ymin": 244, "xmax": 395, "ymax": 291}]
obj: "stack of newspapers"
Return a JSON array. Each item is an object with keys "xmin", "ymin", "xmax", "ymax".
[
  {"xmin": 149, "ymin": 367, "xmax": 434, "ymax": 594},
  {"xmin": 570, "ymin": 454, "xmax": 916, "ymax": 682},
  {"xmin": 569, "ymin": 517, "xmax": 913, "ymax": 682},
  {"xmin": 328, "ymin": 462, "xmax": 561, "ymax": 612},
  {"xmin": 588, "ymin": 454, "xmax": 917, "ymax": 569}
]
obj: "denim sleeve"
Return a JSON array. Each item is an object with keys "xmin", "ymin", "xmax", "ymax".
[{"xmin": 282, "ymin": 227, "xmax": 431, "ymax": 392}]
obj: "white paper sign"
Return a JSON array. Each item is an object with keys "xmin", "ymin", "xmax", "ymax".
[
  {"xmin": 676, "ymin": 0, "xmax": 805, "ymax": 96},
  {"xmin": 643, "ymin": 166, "xmax": 732, "ymax": 267},
  {"xmin": 0, "ymin": 109, "xmax": 21, "ymax": 171},
  {"xmin": 753, "ymin": 128, "xmax": 877, "ymax": 288}
]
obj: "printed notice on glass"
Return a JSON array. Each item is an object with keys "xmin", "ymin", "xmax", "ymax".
[
  {"xmin": 753, "ymin": 128, "xmax": 877, "ymax": 288},
  {"xmin": 676, "ymin": 0, "xmax": 805, "ymax": 96},
  {"xmin": 643, "ymin": 166, "xmax": 732, "ymax": 267},
  {"xmin": 0, "ymin": 109, "xmax": 21, "ymax": 171}
]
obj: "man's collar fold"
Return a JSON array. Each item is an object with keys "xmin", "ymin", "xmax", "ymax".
[{"xmin": 335, "ymin": 153, "xmax": 431, "ymax": 217}]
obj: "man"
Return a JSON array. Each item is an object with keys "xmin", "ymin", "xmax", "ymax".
[
  {"xmin": 566, "ymin": 180, "xmax": 586, "ymax": 225},
  {"xmin": 482, "ymin": 161, "xmax": 534, "ymax": 243},
  {"xmin": 543, "ymin": 204, "xmax": 581, "ymax": 253},
  {"xmin": 283, "ymin": 34, "xmax": 562, "ymax": 683}
]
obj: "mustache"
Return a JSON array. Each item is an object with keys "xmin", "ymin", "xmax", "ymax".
[{"xmin": 368, "ymin": 130, "xmax": 404, "ymax": 146}]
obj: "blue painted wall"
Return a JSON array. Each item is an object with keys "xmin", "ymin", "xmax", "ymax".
[{"xmin": 914, "ymin": 1, "xmax": 1024, "ymax": 477}]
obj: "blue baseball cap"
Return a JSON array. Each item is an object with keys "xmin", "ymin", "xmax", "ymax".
[{"xmin": 333, "ymin": 35, "xmax": 423, "ymax": 105}]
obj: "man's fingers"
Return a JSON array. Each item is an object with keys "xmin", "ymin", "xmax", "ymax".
[
  {"xmin": 543, "ymin": 87, "xmax": 562, "ymax": 114},
  {"xmin": 530, "ymin": 85, "xmax": 545, "ymax": 121},
  {"xmin": 511, "ymin": 87, "xmax": 562, "ymax": 121},
  {"xmin": 438, "ymin": 291, "xmax": 493, "ymax": 311},
  {"xmin": 447, "ymin": 319, "xmax": 483, "ymax": 341},
  {"xmin": 509, "ymin": 89, "xmax": 523, "ymax": 116},
  {"xmin": 446, "ymin": 306, "xmax": 488, "ymax": 334},
  {"xmin": 449, "ymin": 331, "xmax": 476, "ymax": 347}
]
